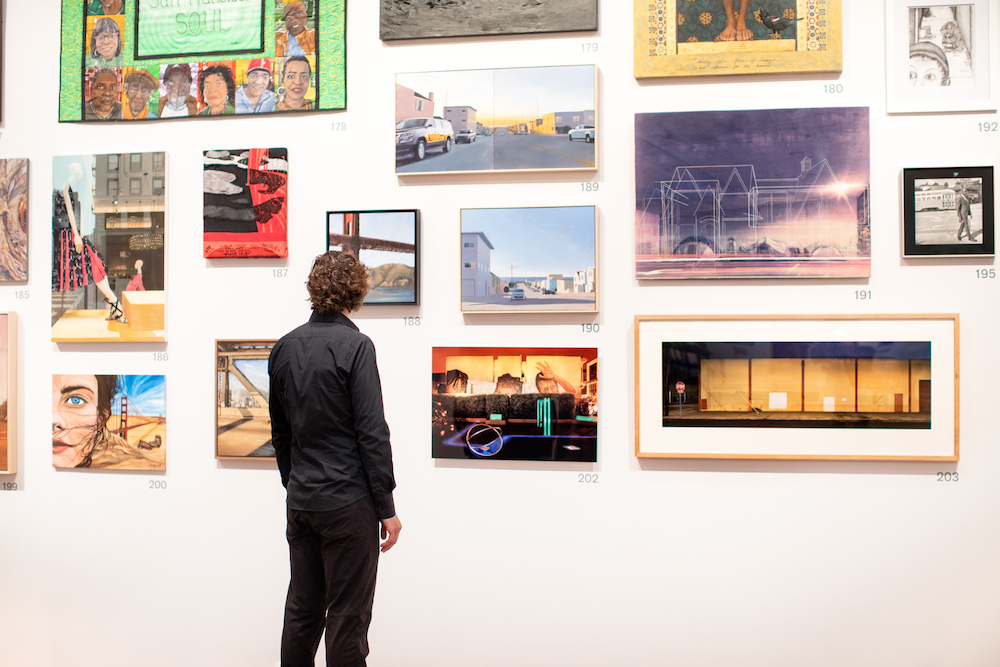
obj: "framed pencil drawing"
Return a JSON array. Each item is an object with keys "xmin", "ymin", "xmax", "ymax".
[
  {"xmin": 460, "ymin": 206, "xmax": 597, "ymax": 313},
  {"xmin": 885, "ymin": 0, "xmax": 995, "ymax": 113},
  {"xmin": 327, "ymin": 210, "xmax": 418, "ymax": 306},
  {"xmin": 634, "ymin": 0, "xmax": 842, "ymax": 78},
  {"xmin": 433, "ymin": 346, "xmax": 598, "ymax": 461},
  {"xmin": 396, "ymin": 65, "xmax": 597, "ymax": 176},
  {"xmin": 0, "ymin": 314, "xmax": 16, "ymax": 475},
  {"xmin": 635, "ymin": 314, "xmax": 959, "ymax": 460},
  {"xmin": 902, "ymin": 166, "xmax": 994, "ymax": 257},
  {"xmin": 216, "ymin": 340, "xmax": 276, "ymax": 460}
]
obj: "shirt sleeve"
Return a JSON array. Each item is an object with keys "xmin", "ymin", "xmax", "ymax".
[
  {"xmin": 268, "ymin": 344, "xmax": 292, "ymax": 488},
  {"xmin": 349, "ymin": 337, "xmax": 397, "ymax": 519}
]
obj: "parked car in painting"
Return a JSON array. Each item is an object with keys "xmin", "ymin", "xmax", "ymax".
[
  {"xmin": 396, "ymin": 117, "xmax": 454, "ymax": 160},
  {"xmin": 455, "ymin": 129, "xmax": 477, "ymax": 144},
  {"xmin": 568, "ymin": 124, "xmax": 595, "ymax": 143},
  {"xmin": 510, "ymin": 288, "xmax": 526, "ymax": 300}
]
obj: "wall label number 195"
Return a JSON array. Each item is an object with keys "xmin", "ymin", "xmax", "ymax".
[{"xmin": 976, "ymin": 269, "xmax": 995, "ymax": 279}]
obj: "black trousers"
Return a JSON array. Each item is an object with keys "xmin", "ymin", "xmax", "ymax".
[{"xmin": 281, "ymin": 496, "xmax": 379, "ymax": 667}]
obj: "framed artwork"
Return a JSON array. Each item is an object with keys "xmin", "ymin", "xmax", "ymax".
[
  {"xmin": 327, "ymin": 210, "xmax": 418, "ymax": 306},
  {"xmin": 433, "ymin": 347, "xmax": 597, "ymax": 461},
  {"xmin": 0, "ymin": 159, "xmax": 28, "ymax": 283},
  {"xmin": 380, "ymin": 0, "xmax": 597, "ymax": 40},
  {"xmin": 51, "ymin": 153, "xmax": 166, "ymax": 343},
  {"xmin": 635, "ymin": 315, "xmax": 959, "ymax": 461},
  {"xmin": 52, "ymin": 374, "xmax": 167, "ymax": 470},
  {"xmin": 902, "ymin": 166, "xmax": 994, "ymax": 257},
  {"xmin": 204, "ymin": 148, "xmax": 288, "ymax": 258},
  {"xmin": 216, "ymin": 340, "xmax": 276, "ymax": 460},
  {"xmin": 634, "ymin": 0, "xmax": 842, "ymax": 78},
  {"xmin": 396, "ymin": 65, "xmax": 597, "ymax": 175},
  {"xmin": 885, "ymin": 1, "xmax": 995, "ymax": 113},
  {"xmin": 0, "ymin": 314, "xmax": 16, "ymax": 475},
  {"xmin": 460, "ymin": 206, "xmax": 597, "ymax": 313},
  {"xmin": 635, "ymin": 107, "xmax": 870, "ymax": 280},
  {"xmin": 59, "ymin": 0, "xmax": 345, "ymax": 122}
]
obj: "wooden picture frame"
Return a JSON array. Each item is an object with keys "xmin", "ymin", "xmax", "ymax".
[
  {"xmin": 380, "ymin": 0, "xmax": 598, "ymax": 40},
  {"xmin": 902, "ymin": 166, "xmax": 995, "ymax": 257},
  {"xmin": 885, "ymin": 0, "xmax": 995, "ymax": 114},
  {"xmin": 0, "ymin": 313, "xmax": 16, "ymax": 475},
  {"xmin": 635, "ymin": 314, "xmax": 959, "ymax": 461},
  {"xmin": 327, "ymin": 210, "xmax": 419, "ymax": 306},
  {"xmin": 460, "ymin": 206, "xmax": 598, "ymax": 314},
  {"xmin": 396, "ymin": 65, "xmax": 598, "ymax": 176},
  {"xmin": 216, "ymin": 339, "xmax": 276, "ymax": 460},
  {"xmin": 634, "ymin": 0, "xmax": 842, "ymax": 78}
]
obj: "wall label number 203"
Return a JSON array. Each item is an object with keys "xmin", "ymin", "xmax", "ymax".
[{"xmin": 937, "ymin": 472, "xmax": 958, "ymax": 482}]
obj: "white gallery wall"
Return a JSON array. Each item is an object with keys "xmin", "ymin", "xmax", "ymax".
[{"xmin": 1, "ymin": 1, "xmax": 999, "ymax": 665}]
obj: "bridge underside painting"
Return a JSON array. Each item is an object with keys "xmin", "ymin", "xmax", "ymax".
[
  {"xmin": 635, "ymin": 107, "xmax": 870, "ymax": 280},
  {"xmin": 52, "ymin": 374, "xmax": 166, "ymax": 470},
  {"xmin": 216, "ymin": 340, "xmax": 275, "ymax": 459}
]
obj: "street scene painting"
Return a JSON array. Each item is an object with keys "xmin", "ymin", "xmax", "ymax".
[
  {"xmin": 59, "ymin": 0, "xmax": 345, "ymax": 122},
  {"xmin": 634, "ymin": 0, "xmax": 842, "ymax": 78},
  {"xmin": 902, "ymin": 166, "xmax": 994, "ymax": 256},
  {"xmin": 0, "ymin": 314, "xmax": 16, "ymax": 474},
  {"xmin": 204, "ymin": 148, "xmax": 288, "ymax": 258},
  {"xmin": 635, "ymin": 107, "xmax": 871, "ymax": 280},
  {"xmin": 52, "ymin": 374, "xmax": 166, "ymax": 470},
  {"xmin": 327, "ymin": 210, "xmax": 418, "ymax": 306},
  {"xmin": 217, "ymin": 340, "xmax": 275, "ymax": 460},
  {"xmin": 380, "ymin": 0, "xmax": 597, "ymax": 40},
  {"xmin": 460, "ymin": 206, "xmax": 597, "ymax": 313},
  {"xmin": 396, "ymin": 65, "xmax": 597, "ymax": 175},
  {"xmin": 52, "ymin": 153, "xmax": 166, "ymax": 342},
  {"xmin": 660, "ymin": 341, "xmax": 932, "ymax": 429},
  {"xmin": 432, "ymin": 347, "xmax": 597, "ymax": 461},
  {"xmin": 0, "ymin": 159, "xmax": 28, "ymax": 283}
]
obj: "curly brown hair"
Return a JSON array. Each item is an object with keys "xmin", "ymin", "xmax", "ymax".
[{"xmin": 307, "ymin": 251, "xmax": 370, "ymax": 314}]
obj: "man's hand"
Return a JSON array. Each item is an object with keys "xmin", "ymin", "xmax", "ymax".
[{"xmin": 380, "ymin": 515, "xmax": 402, "ymax": 553}]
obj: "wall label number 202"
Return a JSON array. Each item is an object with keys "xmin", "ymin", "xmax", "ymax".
[{"xmin": 578, "ymin": 473, "xmax": 598, "ymax": 484}]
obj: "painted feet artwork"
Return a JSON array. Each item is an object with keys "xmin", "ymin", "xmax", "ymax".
[
  {"xmin": 635, "ymin": 107, "xmax": 870, "ymax": 280},
  {"xmin": 204, "ymin": 149, "xmax": 289, "ymax": 258},
  {"xmin": 52, "ymin": 153, "xmax": 166, "ymax": 342},
  {"xmin": 52, "ymin": 374, "xmax": 166, "ymax": 470}
]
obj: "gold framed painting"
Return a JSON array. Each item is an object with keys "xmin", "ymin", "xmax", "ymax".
[
  {"xmin": 634, "ymin": 0, "xmax": 842, "ymax": 78},
  {"xmin": 635, "ymin": 314, "xmax": 959, "ymax": 461}
]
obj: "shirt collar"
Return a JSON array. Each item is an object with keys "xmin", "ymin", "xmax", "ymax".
[{"xmin": 309, "ymin": 310, "xmax": 359, "ymax": 330}]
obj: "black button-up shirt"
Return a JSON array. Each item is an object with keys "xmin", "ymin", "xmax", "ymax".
[{"xmin": 268, "ymin": 311, "xmax": 396, "ymax": 519}]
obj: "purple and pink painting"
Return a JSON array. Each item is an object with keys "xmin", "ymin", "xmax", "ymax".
[{"xmin": 635, "ymin": 107, "xmax": 871, "ymax": 280}]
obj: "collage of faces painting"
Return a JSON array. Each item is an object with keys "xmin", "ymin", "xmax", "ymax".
[{"xmin": 62, "ymin": 0, "xmax": 344, "ymax": 122}]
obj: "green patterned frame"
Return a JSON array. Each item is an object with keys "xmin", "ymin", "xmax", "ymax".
[{"xmin": 60, "ymin": 0, "xmax": 345, "ymax": 121}]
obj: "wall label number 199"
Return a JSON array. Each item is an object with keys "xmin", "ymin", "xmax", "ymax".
[{"xmin": 2, "ymin": 482, "xmax": 16, "ymax": 491}]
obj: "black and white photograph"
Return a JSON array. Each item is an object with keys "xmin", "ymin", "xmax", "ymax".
[
  {"xmin": 903, "ymin": 166, "xmax": 994, "ymax": 257},
  {"xmin": 380, "ymin": 0, "xmax": 598, "ymax": 41},
  {"xmin": 885, "ymin": 0, "xmax": 995, "ymax": 113}
]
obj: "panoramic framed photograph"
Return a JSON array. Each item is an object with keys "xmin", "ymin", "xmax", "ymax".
[
  {"xmin": 52, "ymin": 153, "xmax": 166, "ymax": 343},
  {"xmin": 902, "ymin": 166, "xmax": 994, "ymax": 257},
  {"xmin": 885, "ymin": 0, "xmax": 995, "ymax": 113},
  {"xmin": 396, "ymin": 65, "xmax": 597, "ymax": 175},
  {"xmin": 634, "ymin": 0, "xmax": 842, "ymax": 78},
  {"xmin": 327, "ymin": 210, "xmax": 418, "ymax": 306},
  {"xmin": 0, "ymin": 314, "xmax": 17, "ymax": 475},
  {"xmin": 0, "ymin": 159, "xmax": 28, "ymax": 283},
  {"xmin": 52, "ymin": 374, "xmax": 166, "ymax": 470},
  {"xmin": 635, "ymin": 314, "xmax": 959, "ymax": 461},
  {"xmin": 217, "ymin": 340, "xmax": 276, "ymax": 460},
  {"xmin": 381, "ymin": 0, "xmax": 597, "ymax": 40},
  {"xmin": 204, "ymin": 148, "xmax": 288, "ymax": 258},
  {"xmin": 433, "ymin": 347, "xmax": 597, "ymax": 461},
  {"xmin": 460, "ymin": 206, "xmax": 597, "ymax": 313},
  {"xmin": 59, "ymin": 0, "xmax": 345, "ymax": 122},
  {"xmin": 635, "ymin": 107, "xmax": 870, "ymax": 280}
]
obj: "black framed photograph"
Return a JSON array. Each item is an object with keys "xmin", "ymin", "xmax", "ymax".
[
  {"xmin": 902, "ymin": 166, "xmax": 994, "ymax": 257},
  {"xmin": 327, "ymin": 210, "xmax": 419, "ymax": 306}
]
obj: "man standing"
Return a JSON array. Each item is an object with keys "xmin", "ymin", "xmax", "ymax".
[
  {"xmin": 956, "ymin": 183, "xmax": 974, "ymax": 241},
  {"xmin": 158, "ymin": 64, "xmax": 198, "ymax": 117},
  {"xmin": 123, "ymin": 70, "xmax": 158, "ymax": 120},
  {"xmin": 269, "ymin": 251, "xmax": 401, "ymax": 667}
]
